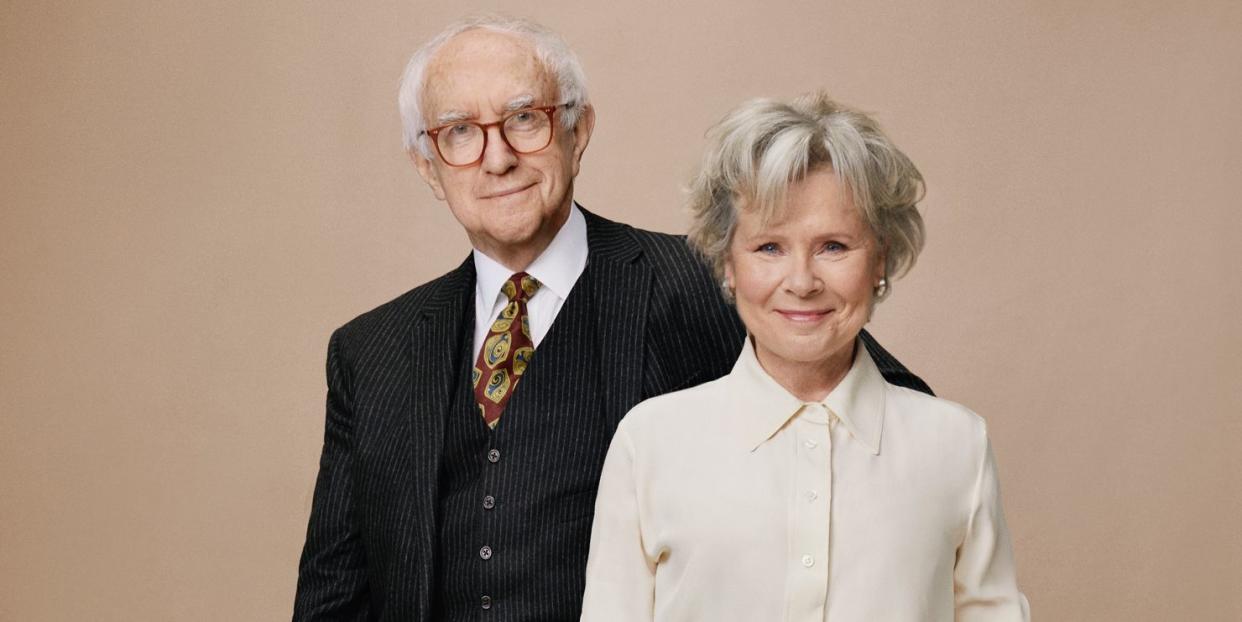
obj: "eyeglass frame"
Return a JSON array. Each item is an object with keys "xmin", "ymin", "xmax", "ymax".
[{"xmin": 419, "ymin": 102, "xmax": 575, "ymax": 168}]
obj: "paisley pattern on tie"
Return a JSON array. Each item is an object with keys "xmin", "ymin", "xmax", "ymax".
[{"xmin": 473, "ymin": 272, "xmax": 540, "ymax": 429}]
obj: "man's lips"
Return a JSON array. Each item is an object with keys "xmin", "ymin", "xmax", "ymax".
[
  {"xmin": 775, "ymin": 309, "xmax": 834, "ymax": 322},
  {"xmin": 480, "ymin": 183, "xmax": 536, "ymax": 199}
]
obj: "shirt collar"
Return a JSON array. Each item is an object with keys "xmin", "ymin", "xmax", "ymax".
[
  {"xmin": 472, "ymin": 203, "xmax": 588, "ymax": 304},
  {"xmin": 729, "ymin": 336, "xmax": 887, "ymax": 455}
]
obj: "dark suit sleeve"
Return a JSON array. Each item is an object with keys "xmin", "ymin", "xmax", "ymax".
[
  {"xmin": 639, "ymin": 234, "xmax": 746, "ymax": 395},
  {"xmin": 858, "ymin": 329, "xmax": 934, "ymax": 395},
  {"xmin": 668, "ymin": 257, "xmax": 748, "ymax": 385},
  {"xmin": 294, "ymin": 329, "xmax": 371, "ymax": 621}
]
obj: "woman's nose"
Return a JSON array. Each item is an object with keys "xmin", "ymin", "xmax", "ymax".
[{"xmin": 784, "ymin": 256, "xmax": 823, "ymax": 297}]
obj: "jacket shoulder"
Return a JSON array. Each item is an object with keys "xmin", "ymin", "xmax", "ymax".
[
  {"xmin": 581, "ymin": 208, "xmax": 700, "ymax": 268},
  {"xmin": 620, "ymin": 225, "xmax": 722, "ymax": 299},
  {"xmin": 332, "ymin": 263, "xmax": 470, "ymax": 348},
  {"xmin": 581, "ymin": 208, "xmax": 722, "ymax": 300},
  {"xmin": 628, "ymin": 227, "xmax": 703, "ymax": 269}
]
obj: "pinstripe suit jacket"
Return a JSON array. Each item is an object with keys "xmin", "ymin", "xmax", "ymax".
[{"xmin": 293, "ymin": 208, "xmax": 930, "ymax": 620}]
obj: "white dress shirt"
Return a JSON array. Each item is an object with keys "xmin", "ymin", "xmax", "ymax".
[
  {"xmin": 582, "ymin": 337, "xmax": 1029, "ymax": 622},
  {"xmin": 472, "ymin": 204, "xmax": 588, "ymax": 360}
]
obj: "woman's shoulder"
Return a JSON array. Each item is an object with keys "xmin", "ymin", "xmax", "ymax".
[
  {"xmin": 617, "ymin": 376, "xmax": 734, "ymax": 436},
  {"xmin": 880, "ymin": 385, "xmax": 997, "ymax": 490},
  {"xmin": 883, "ymin": 383, "xmax": 991, "ymax": 445}
]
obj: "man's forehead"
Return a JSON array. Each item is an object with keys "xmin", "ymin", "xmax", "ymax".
[{"xmin": 422, "ymin": 29, "xmax": 555, "ymax": 118}]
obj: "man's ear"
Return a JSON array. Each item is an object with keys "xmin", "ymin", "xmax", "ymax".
[
  {"xmin": 411, "ymin": 150, "xmax": 446, "ymax": 200},
  {"xmin": 569, "ymin": 104, "xmax": 595, "ymax": 177}
]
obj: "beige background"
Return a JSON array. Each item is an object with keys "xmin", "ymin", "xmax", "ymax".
[{"xmin": 3, "ymin": 1, "xmax": 1239, "ymax": 620}]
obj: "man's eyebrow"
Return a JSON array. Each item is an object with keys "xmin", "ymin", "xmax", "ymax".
[
  {"xmin": 504, "ymin": 95, "xmax": 536, "ymax": 112},
  {"xmin": 433, "ymin": 97, "xmax": 534, "ymax": 126},
  {"xmin": 435, "ymin": 110, "xmax": 472, "ymax": 125}
]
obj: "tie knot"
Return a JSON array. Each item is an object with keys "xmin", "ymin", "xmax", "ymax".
[{"xmin": 502, "ymin": 272, "xmax": 540, "ymax": 302}]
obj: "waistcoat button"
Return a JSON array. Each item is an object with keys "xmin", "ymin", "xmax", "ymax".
[
  {"xmin": 483, "ymin": 495, "xmax": 496, "ymax": 510},
  {"xmin": 487, "ymin": 449, "xmax": 501, "ymax": 463},
  {"xmin": 480, "ymin": 545, "xmax": 493, "ymax": 560}
]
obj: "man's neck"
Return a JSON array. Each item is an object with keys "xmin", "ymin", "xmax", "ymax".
[
  {"xmin": 470, "ymin": 203, "xmax": 574, "ymax": 272},
  {"xmin": 480, "ymin": 246, "xmax": 544, "ymax": 273}
]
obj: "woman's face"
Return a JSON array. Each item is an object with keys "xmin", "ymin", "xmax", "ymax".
[{"xmin": 725, "ymin": 167, "xmax": 884, "ymax": 379}]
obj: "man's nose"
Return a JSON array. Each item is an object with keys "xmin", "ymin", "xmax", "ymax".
[{"xmin": 480, "ymin": 126, "xmax": 519, "ymax": 174}]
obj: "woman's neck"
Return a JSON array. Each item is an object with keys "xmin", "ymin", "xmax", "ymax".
[{"xmin": 752, "ymin": 338, "xmax": 857, "ymax": 403}]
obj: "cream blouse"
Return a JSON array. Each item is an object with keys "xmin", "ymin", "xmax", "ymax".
[{"xmin": 581, "ymin": 338, "xmax": 1029, "ymax": 621}]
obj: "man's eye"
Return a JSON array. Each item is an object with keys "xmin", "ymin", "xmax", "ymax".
[
  {"xmin": 508, "ymin": 111, "xmax": 539, "ymax": 130},
  {"xmin": 447, "ymin": 124, "xmax": 473, "ymax": 136}
]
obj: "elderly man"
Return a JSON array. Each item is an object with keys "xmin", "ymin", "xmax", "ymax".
[{"xmin": 293, "ymin": 15, "xmax": 930, "ymax": 621}]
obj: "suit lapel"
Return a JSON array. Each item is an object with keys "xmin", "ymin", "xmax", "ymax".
[
  {"xmin": 581, "ymin": 208, "xmax": 651, "ymax": 428},
  {"xmin": 406, "ymin": 255, "xmax": 474, "ymax": 608}
]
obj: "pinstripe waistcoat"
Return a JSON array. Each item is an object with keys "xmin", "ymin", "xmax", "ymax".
[{"xmin": 293, "ymin": 208, "xmax": 930, "ymax": 621}]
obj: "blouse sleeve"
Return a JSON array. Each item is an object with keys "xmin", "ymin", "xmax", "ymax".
[
  {"xmin": 954, "ymin": 435, "xmax": 1031, "ymax": 621},
  {"xmin": 581, "ymin": 424, "xmax": 656, "ymax": 622}
]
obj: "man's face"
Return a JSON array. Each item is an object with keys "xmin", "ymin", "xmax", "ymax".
[{"xmin": 414, "ymin": 29, "xmax": 594, "ymax": 269}]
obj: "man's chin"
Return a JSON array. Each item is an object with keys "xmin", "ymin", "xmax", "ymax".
[{"xmin": 475, "ymin": 221, "xmax": 549, "ymax": 255}]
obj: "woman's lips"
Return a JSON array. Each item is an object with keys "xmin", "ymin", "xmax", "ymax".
[{"xmin": 775, "ymin": 309, "xmax": 834, "ymax": 323}]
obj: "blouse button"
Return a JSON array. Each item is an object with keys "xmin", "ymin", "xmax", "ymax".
[
  {"xmin": 802, "ymin": 555, "xmax": 815, "ymax": 568},
  {"xmin": 804, "ymin": 439, "xmax": 818, "ymax": 449},
  {"xmin": 806, "ymin": 490, "xmax": 818, "ymax": 502}
]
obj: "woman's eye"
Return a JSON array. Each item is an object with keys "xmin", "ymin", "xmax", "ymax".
[
  {"xmin": 822, "ymin": 241, "xmax": 846, "ymax": 253},
  {"xmin": 757, "ymin": 242, "xmax": 780, "ymax": 253}
]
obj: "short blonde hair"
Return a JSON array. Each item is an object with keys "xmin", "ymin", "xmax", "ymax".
[{"xmin": 687, "ymin": 92, "xmax": 925, "ymax": 295}]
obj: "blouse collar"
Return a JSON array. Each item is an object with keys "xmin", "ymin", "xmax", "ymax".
[{"xmin": 728, "ymin": 336, "xmax": 887, "ymax": 455}]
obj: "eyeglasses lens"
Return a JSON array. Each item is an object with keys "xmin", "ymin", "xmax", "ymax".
[{"xmin": 436, "ymin": 109, "xmax": 554, "ymax": 166}]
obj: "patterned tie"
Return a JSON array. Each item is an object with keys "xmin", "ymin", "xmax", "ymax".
[{"xmin": 473, "ymin": 272, "xmax": 540, "ymax": 429}]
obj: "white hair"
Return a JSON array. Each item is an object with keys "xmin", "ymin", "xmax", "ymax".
[
  {"xmin": 687, "ymin": 91, "xmax": 926, "ymax": 298},
  {"xmin": 398, "ymin": 14, "xmax": 591, "ymax": 157}
]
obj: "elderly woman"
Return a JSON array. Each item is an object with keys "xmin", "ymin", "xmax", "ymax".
[{"xmin": 580, "ymin": 92, "xmax": 1028, "ymax": 621}]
